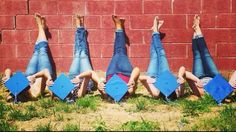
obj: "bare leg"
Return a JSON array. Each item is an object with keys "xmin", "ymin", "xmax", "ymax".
[
  {"xmin": 139, "ymin": 75, "xmax": 160, "ymax": 98},
  {"xmin": 2, "ymin": 68, "xmax": 12, "ymax": 83},
  {"xmin": 127, "ymin": 67, "xmax": 140, "ymax": 95},
  {"xmin": 229, "ymin": 71, "xmax": 236, "ymax": 90}
]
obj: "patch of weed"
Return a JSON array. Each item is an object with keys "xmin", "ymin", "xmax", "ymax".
[
  {"xmin": 63, "ymin": 123, "xmax": 80, "ymax": 131},
  {"xmin": 181, "ymin": 94, "xmax": 216, "ymax": 117},
  {"xmin": 0, "ymin": 119, "xmax": 17, "ymax": 131},
  {"xmin": 191, "ymin": 105, "xmax": 236, "ymax": 131},
  {"xmin": 36, "ymin": 122, "xmax": 52, "ymax": 131},
  {"xmin": 76, "ymin": 95, "xmax": 100, "ymax": 112},
  {"xmin": 121, "ymin": 118, "xmax": 160, "ymax": 131},
  {"xmin": 38, "ymin": 98, "xmax": 54, "ymax": 108}
]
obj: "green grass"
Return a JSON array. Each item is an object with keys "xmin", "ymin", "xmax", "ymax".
[
  {"xmin": 191, "ymin": 105, "xmax": 236, "ymax": 131},
  {"xmin": 0, "ymin": 119, "xmax": 17, "ymax": 131},
  {"xmin": 93, "ymin": 120, "xmax": 108, "ymax": 131},
  {"xmin": 76, "ymin": 95, "xmax": 101, "ymax": 112},
  {"xmin": 36, "ymin": 122, "xmax": 52, "ymax": 131},
  {"xmin": 126, "ymin": 95, "xmax": 164, "ymax": 112},
  {"xmin": 180, "ymin": 94, "xmax": 216, "ymax": 117},
  {"xmin": 63, "ymin": 123, "xmax": 80, "ymax": 131},
  {"xmin": 38, "ymin": 98, "xmax": 54, "ymax": 109},
  {"xmin": 121, "ymin": 118, "xmax": 160, "ymax": 131}
]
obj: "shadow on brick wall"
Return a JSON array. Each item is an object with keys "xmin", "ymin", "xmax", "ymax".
[
  {"xmin": 0, "ymin": 32, "xmax": 2, "ymax": 43},
  {"xmin": 45, "ymin": 28, "xmax": 57, "ymax": 80},
  {"xmin": 86, "ymin": 31, "xmax": 94, "ymax": 70}
]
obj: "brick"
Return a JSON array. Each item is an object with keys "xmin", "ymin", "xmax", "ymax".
[
  {"xmin": 61, "ymin": 45, "xmax": 73, "ymax": 57},
  {"xmin": 115, "ymin": 0, "xmax": 142, "ymax": 15},
  {"xmin": 130, "ymin": 58, "xmax": 150, "ymax": 72},
  {"xmin": 229, "ymin": 29, "xmax": 236, "ymax": 42},
  {"xmin": 144, "ymin": 0, "xmax": 171, "ymax": 14},
  {"xmin": 16, "ymin": 15, "xmax": 36, "ymax": 30},
  {"xmin": 164, "ymin": 44, "xmax": 187, "ymax": 58},
  {"xmin": 216, "ymin": 14, "xmax": 236, "ymax": 28},
  {"xmin": 44, "ymin": 15, "xmax": 73, "ymax": 29},
  {"xmin": 216, "ymin": 58, "xmax": 236, "ymax": 70},
  {"xmin": 2, "ymin": 30, "xmax": 30, "ymax": 44},
  {"xmin": 0, "ymin": 45, "xmax": 16, "ymax": 58},
  {"xmin": 217, "ymin": 44, "xmax": 236, "ymax": 57},
  {"xmin": 91, "ymin": 58, "xmax": 110, "ymax": 71},
  {"xmin": 233, "ymin": 0, "xmax": 236, "ymax": 13},
  {"xmin": 58, "ymin": 0, "xmax": 85, "ymax": 15},
  {"xmin": 57, "ymin": 58, "xmax": 73, "ymax": 72},
  {"xmin": 87, "ymin": 29, "xmax": 114, "ymax": 44},
  {"xmin": 203, "ymin": 29, "xmax": 230, "ymax": 43},
  {"xmin": 173, "ymin": 0, "xmax": 201, "ymax": 14},
  {"xmin": 202, "ymin": 0, "xmax": 230, "ymax": 13},
  {"xmin": 187, "ymin": 14, "xmax": 216, "ymax": 29},
  {"xmin": 30, "ymin": 30, "xmax": 59, "ymax": 44},
  {"xmin": 86, "ymin": 1, "xmax": 114, "ymax": 15},
  {"xmin": 0, "ymin": 0, "xmax": 28, "ymax": 15},
  {"xmin": 168, "ymin": 58, "xmax": 192, "ymax": 72},
  {"xmin": 48, "ymin": 45, "xmax": 62, "ymax": 58},
  {"xmin": 29, "ymin": 0, "xmax": 58, "ymax": 15},
  {"xmin": 0, "ymin": 16, "xmax": 14, "ymax": 30},
  {"xmin": 101, "ymin": 16, "xmax": 130, "ymax": 29},
  {"xmin": 0, "ymin": 58, "xmax": 28, "ymax": 72},
  {"xmin": 59, "ymin": 30, "xmax": 74, "ymax": 44},
  {"xmin": 16, "ymin": 45, "xmax": 34, "ymax": 58},
  {"xmin": 101, "ymin": 45, "xmax": 114, "ymax": 58},
  {"xmin": 125, "ymin": 30, "xmax": 143, "ymax": 44},
  {"xmin": 161, "ymin": 29, "xmax": 192, "ymax": 43},
  {"xmin": 88, "ymin": 45, "xmax": 102, "ymax": 58},
  {"xmin": 130, "ymin": 45, "xmax": 150, "ymax": 58},
  {"xmin": 130, "ymin": 15, "xmax": 186, "ymax": 29},
  {"xmin": 85, "ymin": 16, "xmax": 101, "ymax": 29}
]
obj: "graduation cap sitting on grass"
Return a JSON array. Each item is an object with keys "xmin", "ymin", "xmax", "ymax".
[
  {"xmin": 204, "ymin": 74, "xmax": 234, "ymax": 105},
  {"xmin": 49, "ymin": 73, "xmax": 74, "ymax": 100},
  {"xmin": 4, "ymin": 71, "xmax": 29, "ymax": 103},
  {"xmin": 105, "ymin": 74, "xmax": 128, "ymax": 102},
  {"xmin": 154, "ymin": 70, "xmax": 180, "ymax": 99}
]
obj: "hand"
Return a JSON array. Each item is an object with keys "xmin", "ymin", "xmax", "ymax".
[
  {"xmin": 229, "ymin": 80, "xmax": 236, "ymax": 89},
  {"xmin": 2, "ymin": 75, "xmax": 10, "ymax": 83},
  {"xmin": 71, "ymin": 76, "xmax": 81, "ymax": 84},
  {"xmin": 177, "ymin": 76, "xmax": 185, "ymax": 84},
  {"xmin": 146, "ymin": 77, "xmax": 156, "ymax": 84},
  {"xmin": 195, "ymin": 80, "xmax": 203, "ymax": 88},
  {"xmin": 98, "ymin": 81, "xmax": 105, "ymax": 91},
  {"xmin": 27, "ymin": 75, "xmax": 36, "ymax": 85},
  {"xmin": 46, "ymin": 78, "xmax": 54, "ymax": 86},
  {"xmin": 127, "ymin": 80, "xmax": 135, "ymax": 89}
]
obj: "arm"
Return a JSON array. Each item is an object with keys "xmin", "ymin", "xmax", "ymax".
[{"xmin": 177, "ymin": 66, "xmax": 186, "ymax": 84}]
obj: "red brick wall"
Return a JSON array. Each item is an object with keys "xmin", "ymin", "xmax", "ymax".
[{"xmin": 0, "ymin": 0, "xmax": 236, "ymax": 73}]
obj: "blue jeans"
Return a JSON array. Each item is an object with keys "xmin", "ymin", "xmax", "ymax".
[
  {"xmin": 25, "ymin": 41, "xmax": 52, "ymax": 76},
  {"xmin": 192, "ymin": 37, "xmax": 219, "ymax": 78},
  {"xmin": 146, "ymin": 32, "xmax": 170, "ymax": 77},
  {"xmin": 68, "ymin": 27, "xmax": 93, "ymax": 89},
  {"xmin": 106, "ymin": 29, "xmax": 133, "ymax": 77}
]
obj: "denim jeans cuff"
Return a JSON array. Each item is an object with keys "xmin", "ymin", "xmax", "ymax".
[
  {"xmin": 36, "ymin": 39, "xmax": 48, "ymax": 45},
  {"xmin": 193, "ymin": 35, "xmax": 204, "ymax": 39},
  {"xmin": 116, "ymin": 29, "xmax": 123, "ymax": 32},
  {"xmin": 152, "ymin": 32, "xmax": 160, "ymax": 35}
]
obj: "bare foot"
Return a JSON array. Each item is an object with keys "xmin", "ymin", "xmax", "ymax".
[
  {"xmin": 75, "ymin": 14, "xmax": 84, "ymax": 28},
  {"xmin": 112, "ymin": 15, "xmax": 124, "ymax": 29},
  {"xmin": 35, "ymin": 13, "xmax": 42, "ymax": 26},
  {"xmin": 41, "ymin": 17, "xmax": 48, "ymax": 30},
  {"xmin": 151, "ymin": 16, "xmax": 164, "ymax": 32},
  {"xmin": 127, "ymin": 80, "xmax": 135, "ymax": 89},
  {"xmin": 192, "ymin": 15, "xmax": 202, "ymax": 36},
  {"xmin": 2, "ymin": 75, "xmax": 10, "ymax": 83},
  {"xmin": 27, "ymin": 75, "xmax": 36, "ymax": 85}
]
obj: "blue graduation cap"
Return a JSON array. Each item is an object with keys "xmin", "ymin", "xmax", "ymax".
[
  {"xmin": 49, "ymin": 73, "xmax": 74, "ymax": 100},
  {"xmin": 105, "ymin": 74, "xmax": 128, "ymax": 102},
  {"xmin": 4, "ymin": 71, "xmax": 29, "ymax": 97},
  {"xmin": 154, "ymin": 70, "xmax": 180, "ymax": 97},
  {"xmin": 204, "ymin": 74, "xmax": 234, "ymax": 104}
]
